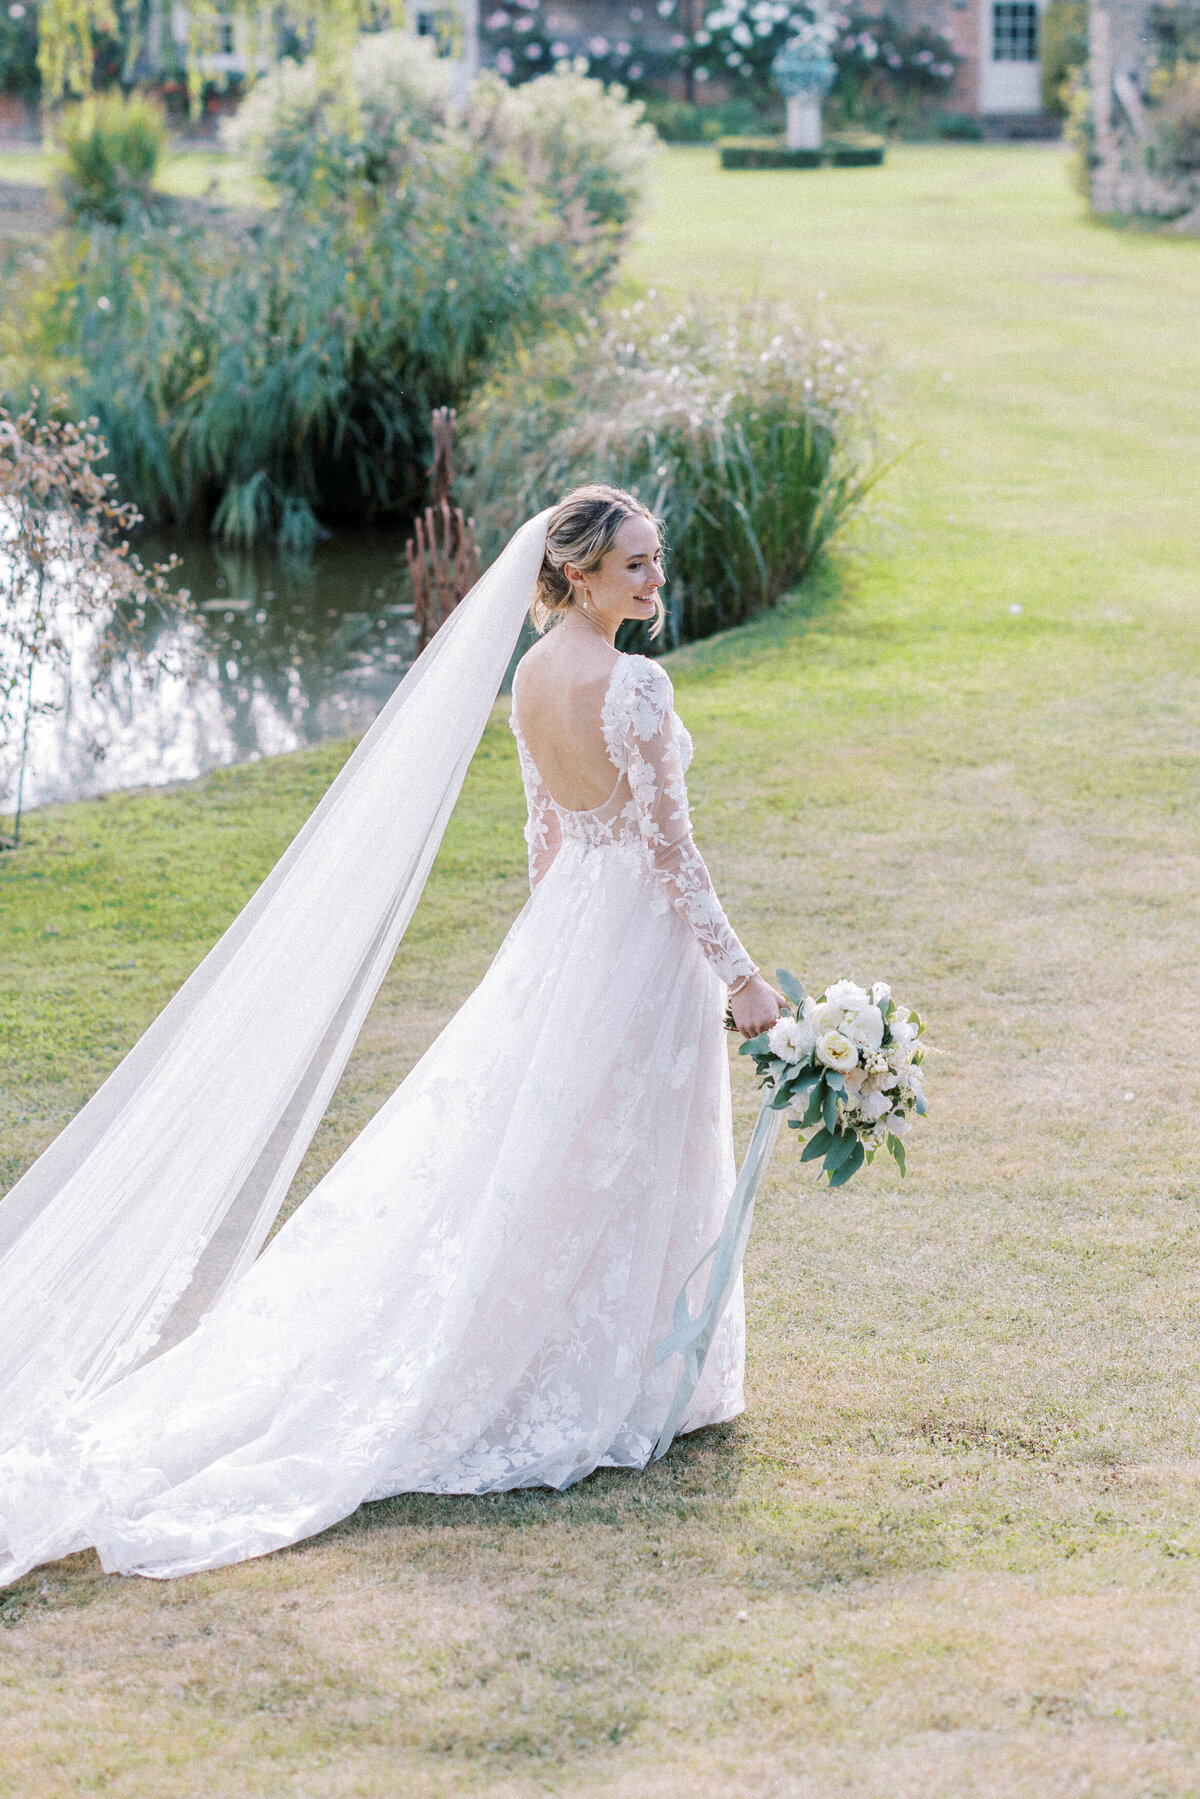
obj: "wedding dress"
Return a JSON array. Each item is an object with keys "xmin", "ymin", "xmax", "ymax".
[{"xmin": 0, "ymin": 643, "xmax": 758, "ymax": 1583}]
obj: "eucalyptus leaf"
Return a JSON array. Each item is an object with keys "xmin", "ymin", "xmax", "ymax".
[
  {"xmin": 801, "ymin": 1085, "xmax": 825, "ymax": 1127},
  {"xmin": 888, "ymin": 1136, "xmax": 906, "ymax": 1176},
  {"xmin": 827, "ymin": 1142, "xmax": 865, "ymax": 1188},
  {"xmin": 822, "ymin": 1130, "xmax": 858, "ymax": 1174},
  {"xmin": 824, "ymin": 1072, "xmax": 845, "ymax": 1093},
  {"xmin": 800, "ymin": 1127, "xmax": 833, "ymax": 1162},
  {"xmin": 823, "ymin": 1085, "xmax": 839, "ymax": 1134},
  {"xmin": 775, "ymin": 968, "xmax": 805, "ymax": 1007}
]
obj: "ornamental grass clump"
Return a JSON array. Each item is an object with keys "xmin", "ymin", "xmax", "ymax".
[
  {"xmin": 13, "ymin": 35, "xmax": 656, "ymax": 547},
  {"xmin": 460, "ymin": 297, "xmax": 875, "ymax": 644},
  {"xmin": 55, "ymin": 91, "xmax": 166, "ymax": 227}
]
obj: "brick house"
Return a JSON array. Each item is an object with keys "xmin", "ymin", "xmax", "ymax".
[
  {"xmin": 486, "ymin": 0, "xmax": 1058, "ymax": 127},
  {"xmin": 156, "ymin": 0, "xmax": 1059, "ymax": 131}
]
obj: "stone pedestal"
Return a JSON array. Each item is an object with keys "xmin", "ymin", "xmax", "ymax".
[{"xmin": 785, "ymin": 93, "xmax": 822, "ymax": 151}]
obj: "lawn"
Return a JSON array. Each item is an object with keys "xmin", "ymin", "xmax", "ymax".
[{"xmin": 2, "ymin": 142, "xmax": 1200, "ymax": 1798}]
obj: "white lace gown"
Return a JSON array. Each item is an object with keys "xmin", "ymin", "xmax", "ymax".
[{"xmin": 1, "ymin": 654, "xmax": 758, "ymax": 1583}]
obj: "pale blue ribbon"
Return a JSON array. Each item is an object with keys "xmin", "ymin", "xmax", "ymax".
[{"xmin": 652, "ymin": 1086, "xmax": 783, "ymax": 1460}]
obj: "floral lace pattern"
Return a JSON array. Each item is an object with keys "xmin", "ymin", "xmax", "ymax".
[
  {"xmin": 511, "ymin": 655, "xmax": 756, "ymax": 988},
  {"xmin": 0, "ymin": 653, "xmax": 750, "ymax": 1587}
]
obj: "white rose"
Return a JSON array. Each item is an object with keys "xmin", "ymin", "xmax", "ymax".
[
  {"xmin": 855, "ymin": 1089, "xmax": 890, "ymax": 1123},
  {"xmin": 816, "ymin": 1030, "xmax": 858, "ymax": 1074},
  {"xmin": 871, "ymin": 980, "xmax": 892, "ymax": 1006},
  {"xmin": 767, "ymin": 1016, "xmax": 815, "ymax": 1064},
  {"xmin": 812, "ymin": 1000, "xmax": 847, "ymax": 1035},
  {"xmin": 845, "ymin": 1005, "xmax": 884, "ymax": 1053},
  {"xmin": 824, "ymin": 979, "xmax": 870, "ymax": 1014},
  {"xmin": 885, "ymin": 1111, "xmax": 912, "ymax": 1138}
]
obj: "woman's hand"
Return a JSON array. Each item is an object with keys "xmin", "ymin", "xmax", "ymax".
[{"xmin": 729, "ymin": 974, "xmax": 785, "ymax": 1039}]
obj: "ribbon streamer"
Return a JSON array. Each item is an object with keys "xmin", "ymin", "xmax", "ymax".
[{"xmin": 653, "ymin": 1086, "xmax": 782, "ymax": 1460}]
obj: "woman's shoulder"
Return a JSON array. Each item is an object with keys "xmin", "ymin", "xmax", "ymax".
[{"xmin": 606, "ymin": 653, "xmax": 675, "ymax": 741}]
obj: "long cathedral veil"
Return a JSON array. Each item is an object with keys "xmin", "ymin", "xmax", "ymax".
[{"xmin": 0, "ymin": 510, "xmax": 552, "ymax": 1453}]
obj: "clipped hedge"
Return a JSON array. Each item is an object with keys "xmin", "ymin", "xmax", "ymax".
[{"xmin": 718, "ymin": 134, "xmax": 886, "ymax": 170}]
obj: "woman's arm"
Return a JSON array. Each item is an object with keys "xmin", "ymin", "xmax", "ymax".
[{"xmin": 623, "ymin": 665, "xmax": 780, "ymax": 1032}]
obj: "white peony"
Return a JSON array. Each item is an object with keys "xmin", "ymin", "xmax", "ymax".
[
  {"xmin": 889, "ymin": 1019, "xmax": 919, "ymax": 1053},
  {"xmin": 845, "ymin": 1005, "xmax": 884, "ymax": 1053},
  {"xmin": 767, "ymin": 1016, "xmax": 815, "ymax": 1064},
  {"xmin": 816, "ymin": 1030, "xmax": 858, "ymax": 1074},
  {"xmin": 802, "ymin": 994, "xmax": 820, "ymax": 1025},
  {"xmin": 824, "ymin": 978, "xmax": 870, "ymax": 1014},
  {"xmin": 871, "ymin": 980, "xmax": 892, "ymax": 1006}
]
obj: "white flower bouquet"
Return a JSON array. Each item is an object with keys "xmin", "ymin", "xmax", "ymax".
[{"xmin": 737, "ymin": 970, "xmax": 929, "ymax": 1187}]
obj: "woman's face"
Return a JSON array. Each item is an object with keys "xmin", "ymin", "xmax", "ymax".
[{"xmin": 567, "ymin": 514, "xmax": 664, "ymax": 631}]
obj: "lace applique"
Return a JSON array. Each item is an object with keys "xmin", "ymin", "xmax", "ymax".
[
  {"xmin": 511, "ymin": 655, "xmax": 755, "ymax": 987},
  {"xmin": 509, "ymin": 684, "xmax": 563, "ymax": 890},
  {"xmin": 603, "ymin": 657, "xmax": 756, "ymax": 989}
]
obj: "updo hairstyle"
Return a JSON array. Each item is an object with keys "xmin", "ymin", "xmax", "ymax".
[{"xmin": 532, "ymin": 483, "xmax": 664, "ymax": 637}]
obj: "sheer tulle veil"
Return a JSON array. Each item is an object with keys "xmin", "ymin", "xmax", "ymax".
[{"xmin": 0, "ymin": 510, "xmax": 552, "ymax": 1454}]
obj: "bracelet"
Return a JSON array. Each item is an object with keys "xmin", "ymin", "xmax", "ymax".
[{"xmin": 727, "ymin": 967, "xmax": 759, "ymax": 997}]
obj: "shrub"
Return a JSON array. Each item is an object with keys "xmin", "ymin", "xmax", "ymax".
[
  {"xmin": 934, "ymin": 110, "xmax": 984, "ymax": 141},
  {"xmin": 55, "ymin": 91, "xmax": 166, "ymax": 226},
  {"xmin": 18, "ymin": 36, "xmax": 656, "ymax": 546},
  {"xmin": 1039, "ymin": 1, "xmax": 1087, "ymax": 118},
  {"xmin": 0, "ymin": 0, "xmax": 39, "ymax": 101},
  {"xmin": 1152, "ymin": 60, "xmax": 1200, "ymax": 173},
  {"xmin": 460, "ymin": 297, "xmax": 875, "ymax": 646},
  {"xmin": 0, "ymin": 399, "xmax": 187, "ymax": 847},
  {"xmin": 642, "ymin": 95, "xmax": 777, "ymax": 142}
]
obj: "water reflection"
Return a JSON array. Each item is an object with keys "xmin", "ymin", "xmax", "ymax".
[{"xmin": 12, "ymin": 531, "xmax": 425, "ymax": 811}]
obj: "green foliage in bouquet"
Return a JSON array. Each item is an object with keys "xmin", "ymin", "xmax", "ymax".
[
  {"xmin": 738, "ymin": 970, "xmax": 927, "ymax": 1188},
  {"xmin": 460, "ymin": 296, "xmax": 876, "ymax": 646}
]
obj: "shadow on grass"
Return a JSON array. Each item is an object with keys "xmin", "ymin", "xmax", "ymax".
[{"xmin": 334, "ymin": 1417, "xmax": 752, "ymax": 1545}]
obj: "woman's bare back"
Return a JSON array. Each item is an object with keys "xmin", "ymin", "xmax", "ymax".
[{"xmin": 513, "ymin": 628, "xmax": 623, "ymax": 813}]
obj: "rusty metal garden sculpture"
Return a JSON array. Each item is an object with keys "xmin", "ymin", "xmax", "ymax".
[{"xmin": 405, "ymin": 408, "xmax": 482, "ymax": 653}]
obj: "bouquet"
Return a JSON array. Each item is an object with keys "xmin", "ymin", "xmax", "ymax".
[{"xmin": 736, "ymin": 971, "xmax": 929, "ymax": 1187}]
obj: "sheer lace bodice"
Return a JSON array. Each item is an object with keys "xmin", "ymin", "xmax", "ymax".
[{"xmin": 511, "ymin": 655, "xmax": 756, "ymax": 989}]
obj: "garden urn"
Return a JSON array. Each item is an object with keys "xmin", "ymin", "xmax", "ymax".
[{"xmin": 772, "ymin": 35, "xmax": 837, "ymax": 151}]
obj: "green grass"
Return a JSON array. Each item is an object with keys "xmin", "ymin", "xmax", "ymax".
[{"xmin": 3, "ymin": 144, "xmax": 1200, "ymax": 1797}]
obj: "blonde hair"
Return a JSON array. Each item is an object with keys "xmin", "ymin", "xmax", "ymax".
[{"xmin": 532, "ymin": 483, "xmax": 664, "ymax": 637}]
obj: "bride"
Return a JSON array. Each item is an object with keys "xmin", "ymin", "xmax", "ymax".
[{"xmin": 0, "ymin": 484, "xmax": 782, "ymax": 1586}]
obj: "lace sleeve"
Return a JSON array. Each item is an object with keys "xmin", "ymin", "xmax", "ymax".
[
  {"xmin": 510, "ymin": 706, "xmax": 562, "ymax": 892},
  {"xmin": 615, "ymin": 659, "xmax": 757, "ymax": 988}
]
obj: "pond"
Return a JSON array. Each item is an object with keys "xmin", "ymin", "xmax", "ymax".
[{"xmin": 10, "ymin": 527, "xmax": 447, "ymax": 813}]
